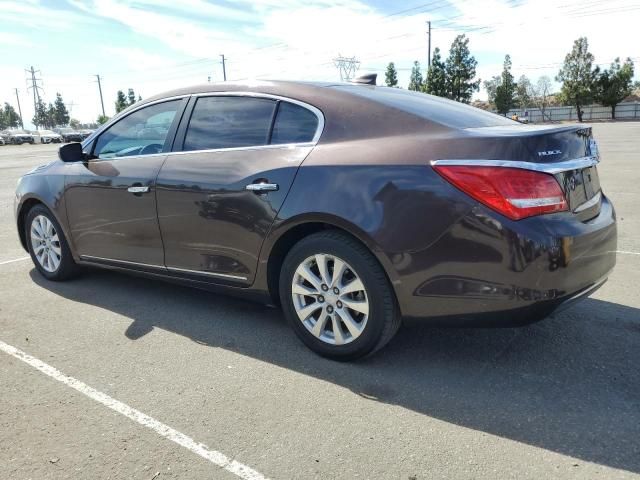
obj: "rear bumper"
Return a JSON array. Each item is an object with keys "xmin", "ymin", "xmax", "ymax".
[{"xmin": 396, "ymin": 194, "xmax": 617, "ymax": 325}]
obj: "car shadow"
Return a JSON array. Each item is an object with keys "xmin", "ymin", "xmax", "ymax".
[{"xmin": 30, "ymin": 268, "xmax": 640, "ymax": 474}]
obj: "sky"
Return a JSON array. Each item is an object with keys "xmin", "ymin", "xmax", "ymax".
[{"xmin": 1, "ymin": 0, "xmax": 638, "ymax": 127}]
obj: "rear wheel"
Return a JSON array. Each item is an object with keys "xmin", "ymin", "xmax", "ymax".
[
  {"xmin": 279, "ymin": 230, "xmax": 400, "ymax": 360},
  {"xmin": 26, "ymin": 205, "xmax": 79, "ymax": 281}
]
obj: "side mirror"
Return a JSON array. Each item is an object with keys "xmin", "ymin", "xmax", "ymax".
[{"xmin": 58, "ymin": 142, "xmax": 84, "ymax": 162}]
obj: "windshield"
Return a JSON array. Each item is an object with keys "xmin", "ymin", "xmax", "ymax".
[
  {"xmin": 39, "ymin": 130, "xmax": 55, "ymax": 135},
  {"xmin": 333, "ymin": 85, "xmax": 518, "ymax": 129}
]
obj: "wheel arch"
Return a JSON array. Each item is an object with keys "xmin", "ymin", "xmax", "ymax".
[
  {"xmin": 17, "ymin": 195, "xmax": 67, "ymax": 253},
  {"xmin": 262, "ymin": 214, "xmax": 398, "ymax": 305}
]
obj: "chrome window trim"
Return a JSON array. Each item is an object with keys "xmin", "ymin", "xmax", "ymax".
[
  {"xmin": 574, "ymin": 191, "xmax": 602, "ymax": 213},
  {"xmin": 191, "ymin": 91, "xmax": 325, "ymax": 145},
  {"xmin": 430, "ymin": 156, "xmax": 599, "ymax": 174},
  {"xmin": 165, "ymin": 143, "xmax": 314, "ymax": 157},
  {"xmin": 166, "ymin": 265, "xmax": 248, "ymax": 281}
]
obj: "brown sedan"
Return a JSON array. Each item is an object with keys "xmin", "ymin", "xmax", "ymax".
[{"xmin": 14, "ymin": 80, "xmax": 616, "ymax": 360}]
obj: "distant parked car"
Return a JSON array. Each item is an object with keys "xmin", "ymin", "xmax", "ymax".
[
  {"xmin": 54, "ymin": 128, "xmax": 84, "ymax": 142},
  {"xmin": 1, "ymin": 130, "xmax": 35, "ymax": 145},
  {"xmin": 79, "ymin": 129, "xmax": 95, "ymax": 140},
  {"xmin": 0, "ymin": 137, "xmax": 5, "ymax": 146},
  {"xmin": 36, "ymin": 130, "xmax": 63, "ymax": 144}
]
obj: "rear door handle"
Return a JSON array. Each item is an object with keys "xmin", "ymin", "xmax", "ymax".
[
  {"xmin": 127, "ymin": 186, "xmax": 150, "ymax": 194},
  {"xmin": 245, "ymin": 183, "xmax": 279, "ymax": 192}
]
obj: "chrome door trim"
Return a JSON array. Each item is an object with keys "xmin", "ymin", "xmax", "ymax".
[
  {"xmin": 80, "ymin": 255, "xmax": 248, "ymax": 281},
  {"xmin": 430, "ymin": 156, "xmax": 599, "ymax": 174},
  {"xmin": 79, "ymin": 255, "xmax": 166, "ymax": 270},
  {"xmin": 166, "ymin": 265, "xmax": 248, "ymax": 281}
]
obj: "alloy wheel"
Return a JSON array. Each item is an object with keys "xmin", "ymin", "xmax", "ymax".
[
  {"xmin": 291, "ymin": 253, "xmax": 369, "ymax": 345},
  {"xmin": 30, "ymin": 215, "xmax": 62, "ymax": 273}
]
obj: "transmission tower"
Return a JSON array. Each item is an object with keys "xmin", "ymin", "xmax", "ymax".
[
  {"xmin": 25, "ymin": 66, "xmax": 45, "ymax": 125},
  {"xmin": 333, "ymin": 55, "xmax": 360, "ymax": 82}
]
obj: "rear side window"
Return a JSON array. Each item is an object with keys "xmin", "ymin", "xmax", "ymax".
[
  {"xmin": 271, "ymin": 102, "xmax": 319, "ymax": 144},
  {"xmin": 184, "ymin": 96, "xmax": 276, "ymax": 151}
]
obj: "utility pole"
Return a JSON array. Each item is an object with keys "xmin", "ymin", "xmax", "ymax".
[
  {"xmin": 333, "ymin": 55, "xmax": 360, "ymax": 82},
  {"xmin": 220, "ymin": 54, "xmax": 227, "ymax": 81},
  {"xmin": 14, "ymin": 88, "xmax": 24, "ymax": 128},
  {"xmin": 427, "ymin": 20, "xmax": 432, "ymax": 72},
  {"xmin": 26, "ymin": 66, "xmax": 44, "ymax": 127},
  {"xmin": 95, "ymin": 74, "xmax": 105, "ymax": 117}
]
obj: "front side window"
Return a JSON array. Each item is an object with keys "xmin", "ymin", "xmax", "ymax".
[
  {"xmin": 271, "ymin": 102, "xmax": 319, "ymax": 145},
  {"xmin": 183, "ymin": 96, "xmax": 276, "ymax": 151},
  {"xmin": 93, "ymin": 100, "xmax": 180, "ymax": 159}
]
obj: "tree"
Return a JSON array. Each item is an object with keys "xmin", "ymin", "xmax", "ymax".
[
  {"xmin": 96, "ymin": 114, "xmax": 110, "ymax": 125},
  {"xmin": 556, "ymin": 37, "xmax": 599, "ymax": 122},
  {"xmin": 385, "ymin": 62, "xmax": 398, "ymax": 87},
  {"xmin": 46, "ymin": 103, "xmax": 56, "ymax": 129},
  {"xmin": 445, "ymin": 34, "xmax": 480, "ymax": 103},
  {"xmin": 32, "ymin": 99, "xmax": 49, "ymax": 128},
  {"xmin": 2, "ymin": 102, "xmax": 22, "ymax": 128},
  {"xmin": 127, "ymin": 88, "xmax": 137, "ymax": 106},
  {"xmin": 483, "ymin": 75, "xmax": 501, "ymax": 108},
  {"xmin": 115, "ymin": 90, "xmax": 128, "ymax": 113},
  {"xmin": 533, "ymin": 76, "xmax": 553, "ymax": 122},
  {"xmin": 424, "ymin": 48, "xmax": 448, "ymax": 97},
  {"xmin": 69, "ymin": 118, "xmax": 80, "ymax": 129},
  {"xmin": 596, "ymin": 57, "xmax": 635, "ymax": 119},
  {"xmin": 408, "ymin": 61, "xmax": 423, "ymax": 91},
  {"xmin": 494, "ymin": 55, "xmax": 516, "ymax": 115},
  {"xmin": 53, "ymin": 92, "xmax": 70, "ymax": 126},
  {"xmin": 515, "ymin": 75, "xmax": 532, "ymax": 110}
]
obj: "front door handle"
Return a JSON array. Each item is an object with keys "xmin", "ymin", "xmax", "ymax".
[
  {"xmin": 245, "ymin": 182, "xmax": 279, "ymax": 192},
  {"xmin": 127, "ymin": 186, "xmax": 150, "ymax": 194}
]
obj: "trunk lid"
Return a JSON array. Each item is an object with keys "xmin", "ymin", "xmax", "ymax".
[{"xmin": 459, "ymin": 124, "xmax": 601, "ymax": 218}]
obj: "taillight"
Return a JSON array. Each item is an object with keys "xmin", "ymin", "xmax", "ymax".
[{"xmin": 432, "ymin": 165, "xmax": 568, "ymax": 220}]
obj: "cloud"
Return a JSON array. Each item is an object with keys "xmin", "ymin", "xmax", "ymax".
[{"xmin": 1, "ymin": 0, "xmax": 637, "ymax": 124}]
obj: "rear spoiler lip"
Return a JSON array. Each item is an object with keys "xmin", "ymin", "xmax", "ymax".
[
  {"xmin": 430, "ymin": 156, "xmax": 599, "ymax": 175},
  {"xmin": 462, "ymin": 124, "xmax": 592, "ymax": 138}
]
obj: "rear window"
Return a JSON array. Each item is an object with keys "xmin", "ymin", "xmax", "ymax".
[
  {"xmin": 184, "ymin": 96, "xmax": 276, "ymax": 151},
  {"xmin": 333, "ymin": 85, "xmax": 517, "ymax": 129},
  {"xmin": 271, "ymin": 102, "xmax": 319, "ymax": 144}
]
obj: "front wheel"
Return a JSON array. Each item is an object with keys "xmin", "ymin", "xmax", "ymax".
[
  {"xmin": 279, "ymin": 230, "xmax": 401, "ymax": 360},
  {"xmin": 26, "ymin": 205, "xmax": 79, "ymax": 281}
]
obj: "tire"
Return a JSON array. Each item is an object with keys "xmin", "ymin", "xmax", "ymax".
[
  {"xmin": 25, "ymin": 204, "xmax": 79, "ymax": 281},
  {"xmin": 279, "ymin": 230, "xmax": 401, "ymax": 361}
]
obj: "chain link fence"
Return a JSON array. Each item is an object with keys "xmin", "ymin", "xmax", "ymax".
[{"xmin": 506, "ymin": 102, "xmax": 640, "ymax": 123}]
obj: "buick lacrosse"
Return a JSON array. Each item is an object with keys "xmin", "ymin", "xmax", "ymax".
[{"xmin": 15, "ymin": 79, "xmax": 616, "ymax": 360}]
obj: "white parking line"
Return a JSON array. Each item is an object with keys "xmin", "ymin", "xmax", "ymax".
[
  {"xmin": 0, "ymin": 340, "xmax": 267, "ymax": 480},
  {"xmin": 617, "ymin": 250, "xmax": 640, "ymax": 256},
  {"xmin": 0, "ymin": 256, "xmax": 30, "ymax": 265}
]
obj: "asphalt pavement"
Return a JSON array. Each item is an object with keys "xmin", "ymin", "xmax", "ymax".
[{"xmin": 1, "ymin": 123, "xmax": 639, "ymax": 479}]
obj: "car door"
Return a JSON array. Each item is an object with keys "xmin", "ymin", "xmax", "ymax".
[
  {"xmin": 65, "ymin": 98, "xmax": 186, "ymax": 266},
  {"xmin": 156, "ymin": 93, "xmax": 322, "ymax": 284}
]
